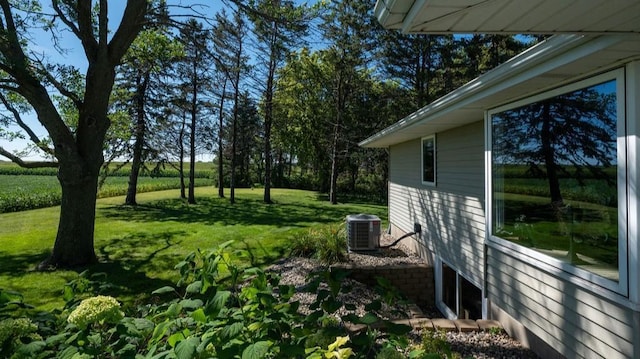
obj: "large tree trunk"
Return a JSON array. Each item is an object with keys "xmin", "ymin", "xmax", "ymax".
[
  {"xmin": 329, "ymin": 120, "xmax": 340, "ymax": 205},
  {"xmin": 188, "ymin": 56, "xmax": 198, "ymax": 204},
  {"xmin": 38, "ymin": 156, "xmax": 101, "ymax": 269},
  {"xmin": 541, "ymin": 101, "xmax": 563, "ymax": 206},
  {"xmin": 179, "ymin": 112, "xmax": 186, "ymax": 199},
  {"xmin": 263, "ymin": 38, "xmax": 276, "ymax": 204}
]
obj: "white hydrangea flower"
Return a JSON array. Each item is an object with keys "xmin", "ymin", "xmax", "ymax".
[{"xmin": 67, "ymin": 295, "xmax": 124, "ymax": 329}]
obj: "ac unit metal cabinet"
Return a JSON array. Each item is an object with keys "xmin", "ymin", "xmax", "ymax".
[{"xmin": 346, "ymin": 214, "xmax": 380, "ymax": 251}]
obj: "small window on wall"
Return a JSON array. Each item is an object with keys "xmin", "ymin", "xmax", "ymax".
[{"xmin": 422, "ymin": 135, "xmax": 436, "ymax": 185}]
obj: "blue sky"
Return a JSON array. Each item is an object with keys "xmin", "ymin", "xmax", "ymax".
[
  {"xmin": 1, "ymin": 1, "xmax": 227, "ymax": 160},
  {"xmin": 2, "ymin": 0, "xmax": 322, "ymax": 161}
]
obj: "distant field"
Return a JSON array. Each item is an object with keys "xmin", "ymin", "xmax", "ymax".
[
  {"xmin": 0, "ymin": 161, "xmax": 215, "ymax": 213},
  {"xmin": 0, "ymin": 160, "xmax": 214, "ymax": 178}
]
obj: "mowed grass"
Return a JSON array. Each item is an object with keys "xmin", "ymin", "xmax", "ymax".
[{"xmin": 0, "ymin": 188, "xmax": 387, "ymax": 311}]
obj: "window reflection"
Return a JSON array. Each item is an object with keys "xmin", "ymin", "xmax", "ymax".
[
  {"xmin": 491, "ymin": 79, "xmax": 619, "ymax": 281},
  {"xmin": 422, "ymin": 136, "xmax": 435, "ymax": 184}
]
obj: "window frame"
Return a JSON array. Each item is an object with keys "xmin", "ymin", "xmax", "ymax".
[
  {"xmin": 421, "ymin": 134, "xmax": 436, "ymax": 186},
  {"xmin": 485, "ymin": 68, "xmax": 628, "ymax": 296},
  {"xmin": 434, "ymin": 257, "xmax": 486, "ymax": 320}
]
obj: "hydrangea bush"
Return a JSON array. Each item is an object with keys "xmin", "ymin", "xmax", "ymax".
[
  {"xmin": 67, "ymin": 295, "xmax": 124, "ymax": 329},
  {"xmin": 0, "ymin": 241, "xmax": 421, "ymax": 358}
]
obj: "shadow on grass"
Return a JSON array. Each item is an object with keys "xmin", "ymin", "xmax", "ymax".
[
  {"xmin": 315, "ymin": 193, "xmax": 386, "ymax": 206},
  {"xmin": 90, "ymin": 230, "xmax": 187, "ymax": 303},
  {"xmin": 0, "ymin": 250, "xmax": 51, "ymax": 275},
  {"xmin": 99, "ymin": 196, "xmax": 379, "ymax": 227},
  {"xmin": 85, "ymin": 260, "xmax": 178, "ymax": 306}
]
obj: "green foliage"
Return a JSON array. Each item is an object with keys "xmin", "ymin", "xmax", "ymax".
[
  {"xmin": 0, "ymin": 175, "xmax": 212, "ymax": 213},
  {"xmin": 291, "ymin": 224, "xmax": 348, "ymax": 264},
  {"xmin": 0, "ymin": 317, "xmax": 42, "ymax": 358},
  {"xmin": 409, "ymin": 330, "xmax": 462, "ymax": 359},
  {"xmin": 376, "ymin": 346, "xmax": 406, "ymax": 359},
  {"xmin": 0, "ymin": 240, "xmax": 419, "ymax": 358}
]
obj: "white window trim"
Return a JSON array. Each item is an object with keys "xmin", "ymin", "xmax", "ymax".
[
  {"xmin": 485, "ymin": 68, "xmax": 629, "ymax": 297},
  {"xmin": 421, "ymin": 134, "xmax": 436, "ymax": 186},
  {"xmin": 435, "ymin": 257, "xmax": 487, "ymax": 320}
]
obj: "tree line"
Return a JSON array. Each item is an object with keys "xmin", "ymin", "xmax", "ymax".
[{"xmin": 0, "ymin": 0, "xmax": 533, "ymax": 268}]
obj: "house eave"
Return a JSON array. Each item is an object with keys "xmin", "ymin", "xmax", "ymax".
[
  {"xmin": 360, "ymin": 34, "xmax": 639, "ymax": 148},
  {"xmin": 374, "ymin": 0, "xmax": 640, "ymax": 34}
]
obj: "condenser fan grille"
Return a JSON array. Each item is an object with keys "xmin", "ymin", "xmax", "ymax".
[{"xmin": 346, "ymin": 214, "xmax": 380, "ymax": 251}]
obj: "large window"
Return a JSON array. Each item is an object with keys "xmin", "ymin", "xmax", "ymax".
[
  {"xmin": 489, "ymin": 70, "xmax": 626, "ymax": 292},
  {"xmin": 422, "ymin": 135, "xmax": 436, "ymax": 185}
]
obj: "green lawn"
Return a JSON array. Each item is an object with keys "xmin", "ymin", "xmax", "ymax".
[{"xmin": 0, "ymin": 188, "xmax": 387, "ymax": 311}]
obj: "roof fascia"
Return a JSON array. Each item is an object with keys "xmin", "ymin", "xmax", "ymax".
[
  {"xmin": 359, "ymin": 34, "xmax": 625, "ymax": 148},
  {"xmin": 374, "ymin": 0, "xmax": 398, "ymax": 28},
  {"xmin": 401, "ymin": 0, "xmax": 426, "ymax": 34}
]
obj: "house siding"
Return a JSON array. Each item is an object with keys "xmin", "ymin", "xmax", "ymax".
[
  {"xmin": 388, "ymin": 120, "xmax": 485, "ymax": 286},
  {"xmin": 388, "ymin": 119, "xmax": 639, "ymax": 359},
  {"xmin": 487, "ymin": 246, "xmax": 636, "ymax": 359}
]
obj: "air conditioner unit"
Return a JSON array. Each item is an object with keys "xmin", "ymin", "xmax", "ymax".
[{"xmin": 346, "ymin": 214, "xmax": 380, "ymax": 251}]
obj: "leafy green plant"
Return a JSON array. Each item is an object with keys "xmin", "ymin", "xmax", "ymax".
[
  {"xmin": 291, "ymin": 224, "xmax": 348, "ymax": 264},
  {"xmin": 0, "ymin": 239, "xmax": 420, "ymax": 358},
  {"xmin": 409, "ymin": 329, "xmax": 462, "ymax": 359},
  {"xmin": 376, "ymin": 346, "xmax": 406, "ymax": 359}
]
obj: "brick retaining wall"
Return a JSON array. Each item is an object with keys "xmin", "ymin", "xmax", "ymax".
[{"xmin": 331, "ymin": 263, "xmax": 435, "ymax": 308}]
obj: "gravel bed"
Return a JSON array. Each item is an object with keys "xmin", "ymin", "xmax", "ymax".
[{"xmin": 267, "ymin": 235, "xmax": 540, "ymax": 358}]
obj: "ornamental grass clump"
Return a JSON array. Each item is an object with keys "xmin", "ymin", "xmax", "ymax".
[{"xmin": 67, "ymin": 295, "xmax": 124, "ymax": 329}]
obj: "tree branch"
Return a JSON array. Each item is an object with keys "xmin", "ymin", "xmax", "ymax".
[
  {"xmin": 74, "ymin": 0, "xmax": 98, "ymax": 62},
  {"xmin": 0, "ymin": 0, "xmax": 76, "ymax": 160},
  {"xmin": 33, "ymin": 60, "xmax": 83, "ymax": 108},
  {"xmin": 0, "ymin": 92, "xmax": 54, "ymax": 155},
  {"xmin": 0, "ymin": 93, "xmax": 55, "ymax": 156},
  {"xmin": 108, "ymin": 0, "xmax": 148, "ymax": 65},
  {"xmin": 0, "ymin": 146, "xmax": 58, "ymax": 168},
  {"xmin": 51, "ymin": 0, "xmax": 81, "ymax": 41}
]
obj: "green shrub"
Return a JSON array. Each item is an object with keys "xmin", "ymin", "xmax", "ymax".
[
  {"xmin": 291, "ymin": 224, "xmax": 348, "ymax": 264},
  {"xmin": 376, "ymin": 346, "xmax": 406, "ymax": 359},
  {"xmin": 0, "ymin": 241, "xmax": 416, "ymax": 358},
  {"xmin": 409, "ymin": 330, "xmax": 462, "ymax": 359}
]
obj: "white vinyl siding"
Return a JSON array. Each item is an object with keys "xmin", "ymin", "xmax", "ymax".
[
  {"xmin": 484, "ymin": 64, "xmax": 640, "ymax": 359},
  {"xmin": 487, "ymin": 246, "xmax": 635, "ymax": 359},
  {"xmin": 389, "ymin": 121, "xmax": 485, "ymax": 286}
]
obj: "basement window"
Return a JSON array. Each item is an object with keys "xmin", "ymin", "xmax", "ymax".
[{"xmin": 438, "ymin": 261, "xmax": 483, "ymax": 320}]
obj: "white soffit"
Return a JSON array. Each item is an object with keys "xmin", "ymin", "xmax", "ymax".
[
  {"xmin": 360, "ymin": 34, "xmax": 640, "ymax": 148},
  {"xmin": 374, "ymin": 0, "xmax": 640, "ymax": 34}
]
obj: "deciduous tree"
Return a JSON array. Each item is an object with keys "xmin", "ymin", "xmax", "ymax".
[{"xmin": 0, "ymin": 0, "xmax": 148, "ymax": 269}]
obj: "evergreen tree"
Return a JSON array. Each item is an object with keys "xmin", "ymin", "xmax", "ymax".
[
  {"xmin": 176, "ymin": 19, "xmax": 214, "ymax": 204},
  {"xmin": 0, "ymin": 0, "xmax": 149, "ymax": 269},
  {"xmin": 247, "ymin": 0, "xmax": 308, "ymax": 203},
  {"xmin": 114, "ymin": 29, "xmax": 182, "ymax": 205}
]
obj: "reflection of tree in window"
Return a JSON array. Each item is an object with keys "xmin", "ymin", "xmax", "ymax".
[
  {"xmin": 422, "ymin": 137, "xmax": 435, "ymax": 183},
  {"xmin": 492, "ymin": 80, "xmax": 619, "ymax": 278}
]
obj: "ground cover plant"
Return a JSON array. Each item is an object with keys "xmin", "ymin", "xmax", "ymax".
[
  {"xmin": 0, "ymin": 241, "xmax": 436, "ymax": 358},
  {"xmin": 0, "ymin": 188, "xmax": 387, "ymax": 311}
]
